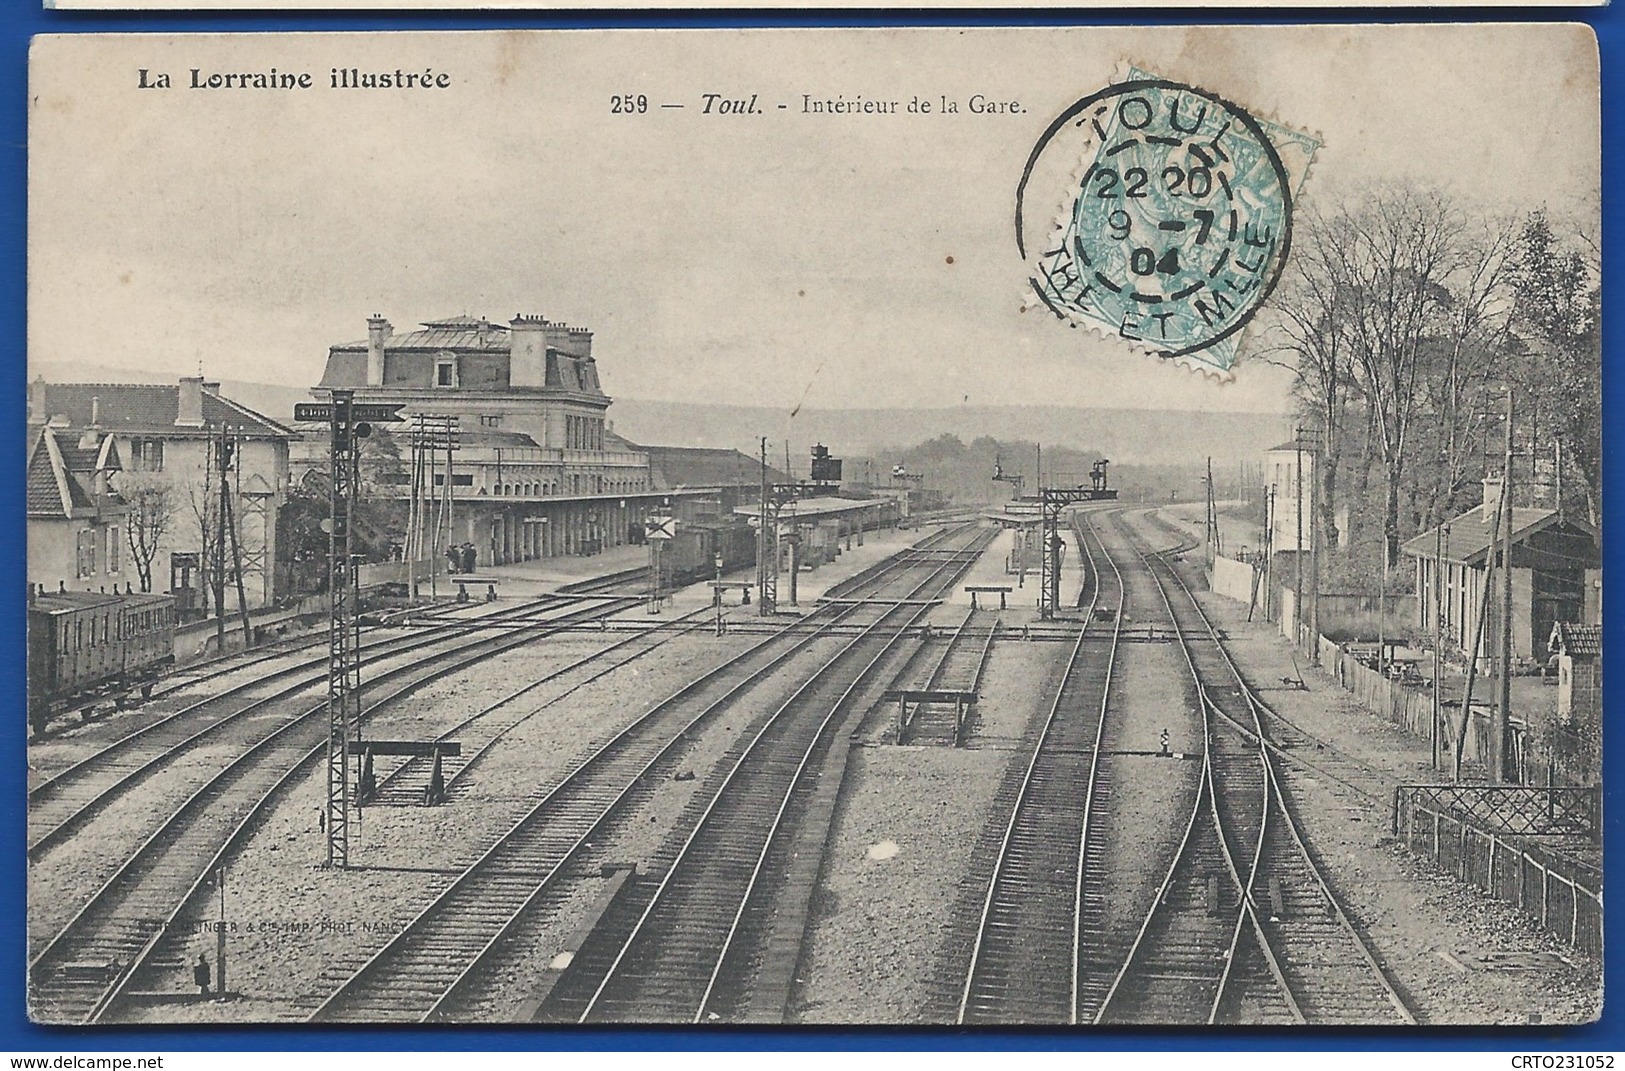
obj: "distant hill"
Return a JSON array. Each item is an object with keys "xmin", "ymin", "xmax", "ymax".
[
  {"xmin": 27, "ymin": 364, "xmax": 1289, "ymax": 467},
  {"xmin": 608, "ymin": 399, "xmax": 1290, "ymax": 468}
]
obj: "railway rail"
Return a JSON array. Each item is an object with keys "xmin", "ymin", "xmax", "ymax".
[
  {"xmin": 1094, "ymin": 510, "xmax": 1414, "ymax": 1026},
  {"xmin": 362, "ymin": 609, "xmax": 715, "ymax": 808},
  {"xmin": 140, "ymin": 567, "xmax": 643, "ymax": 707},
  {"xmin": 27, "ymin": 591, "xmax": 657, "ymax": 1024},
  {"xmin": 955, "ymin": 510, "xmax": 1124, "ymax": 1024},
  {"xmin": 1135, "ymin": 511, "xmax": 1388, "ymax": 806},
  {"xmin": 557, "ymin": 527, "xmax": 994, "ymax": 1024},
  {"xmin": 893, "ymin": 607, "xmax": 998, "ymax": 746},
  {"xmin": 302, "ymin": 525, "xmax": 980, "ymax": 1023},
  {"xmin": 27, "ymin": 593, "xmax": 628, "ymax": 861}
]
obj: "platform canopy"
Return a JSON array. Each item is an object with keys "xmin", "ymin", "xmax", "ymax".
[{"xmin": 734, "ymin": 496, "xmax": 885, "ymax": 521}]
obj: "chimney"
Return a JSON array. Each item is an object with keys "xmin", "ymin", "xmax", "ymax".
[
  {"xmin": 90, "ymin": 396, "xmax": 100, "ymax": 427},
  {"xmin": 1482, "ymin": 476, "xmax": 1504, "ymax": 520},
  {"xmin": 508, "ymin": 315, "xmax": 548, "ymax": 388},
  {"xmin": 28, "ymin": 377, "xmax": 47, "ymax": 424},
  {"xmin": 177, "ymin": 376, "xmax": 205, "ymax": 427},
  {"xmin": 366, "ymin": 315, "xmax": 392, "ymax": 387}
]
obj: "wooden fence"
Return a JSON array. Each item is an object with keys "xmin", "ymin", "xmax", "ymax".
[{"xmin": 1314, "ymin": 635, "xmax": 1497, "ymax": 774}]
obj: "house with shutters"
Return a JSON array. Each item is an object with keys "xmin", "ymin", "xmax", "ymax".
[{"xmin": 28, "ymin": 375, "xmax": 293, "ymax": 613}]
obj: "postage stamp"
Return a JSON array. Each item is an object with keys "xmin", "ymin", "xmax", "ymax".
[{"xmin": 1019, "ymin": 68, "xmax": 1321, "ymax": 376}]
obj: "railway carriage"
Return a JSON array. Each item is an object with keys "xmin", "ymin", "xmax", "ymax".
[{"xmin": 27, "ymin": 590, "xmax": 176, "ymax": 733}]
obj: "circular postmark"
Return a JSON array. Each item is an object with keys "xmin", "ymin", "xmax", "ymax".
[{"xmin": 1016, "ymin": 79, "xmax": 1294, "ymax": 360}]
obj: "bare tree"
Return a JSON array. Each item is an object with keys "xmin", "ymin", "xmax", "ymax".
[
  {"xmin": 1265, "ymin": 203, "xmax": 1360, "ymax": 552},
  {"xmin": 1410, "ymin": 210, "xmax": 1520, "ymax": 528},
  {"xmin": 1269, "ymin": 183, "xmax": 1519, "ymax": 567},
  {"xmin": 109, "ymin": 471, "xmax": 174, "ymax": 593}
]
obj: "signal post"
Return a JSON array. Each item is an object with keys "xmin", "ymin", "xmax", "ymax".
[{"xmin": 296, "ymin": 393, "xmax": 403, "ymax": 868}]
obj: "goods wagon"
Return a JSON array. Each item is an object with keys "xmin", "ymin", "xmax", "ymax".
[{"xmin": 656, "ymin": 521, "xmax": 758, "ymax": 588}]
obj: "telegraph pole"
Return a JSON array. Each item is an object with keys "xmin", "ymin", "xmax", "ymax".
[
  {"xmin": 1290, "ymin": 425, "xmax": 1323, "ymax": 654},
  {"xmin": 1294, "ymin": 432, "xmax": 1304, "ymax": 642},
  {"xmin": 1204, "ymin": 456, "xmax": 1214, "ymax": 554},
  {"xmin": 225, "ymin": 431, "xmax": 253, "ymax": 648},
  {"xmin": 1262, "ymin": 485, "xmax": 1275, "ymax": 621},
  {"xmin": 213, "ymin": 421, "xmax": 228, "ymax": 653},
  {"xmin": 1433, "ymin": 522, "xmax": 1447, "ymax": 772},
  {"xmin": 1308, "ymin": 435, "xmax": 1321, "ymax": 656},
  {"xmin": 757, "ymin": 437, "xmax": 771, "ymax": 615},
  {"xmin": 1495, "ymin": 389, "xmax": 1515, "ymax": 784},
  {"xmin": 406, "ymin": 420, "xmax": 422, "ymax": 601}
]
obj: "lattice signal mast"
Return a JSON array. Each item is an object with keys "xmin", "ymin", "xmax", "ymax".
[
  {"xmin": 1038, "ymin": 459, "xmax": 1117, "ymax": 620},
  {"xmin": 325, "ymin": 391, "xmax": 363, "ymax": 868}
]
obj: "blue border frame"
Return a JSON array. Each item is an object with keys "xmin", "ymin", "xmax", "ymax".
[{"xmin": 2, "ymin": 4, "xmax": 1618, "ymax": 1052}]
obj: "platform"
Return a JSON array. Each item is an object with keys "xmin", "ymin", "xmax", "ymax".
[{"xmin": 479, "ymin": 543, "xmax": 652, "ymax": 594}]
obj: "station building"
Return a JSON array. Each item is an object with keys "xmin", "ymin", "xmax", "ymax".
[{"xmin": 308, "ymin": 314, "xmax": 769, "ymax": 568}]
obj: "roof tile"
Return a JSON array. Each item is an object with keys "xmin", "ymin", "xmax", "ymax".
[{"xmin": 1551, "ymin": 622, "xmax": 1602, "ymax": 658}]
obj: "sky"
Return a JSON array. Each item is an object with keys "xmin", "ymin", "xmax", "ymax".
[{"xmin": 28, "ymin": 26, "xmax": 1600, "ymax": 416}]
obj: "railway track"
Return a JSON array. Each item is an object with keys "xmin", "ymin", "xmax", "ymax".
[
  {"xmin": 955, "ymin": 510, "xmax": 1124, "ymax": 1024},
  {"xmin": 128, "ymin": 566, "xmax": 643, "ymax": 711},
  {"xmin": 556, "ymin": 527, "xmax": 994, "ymax": 1024},
  {"xmin": 362, "ymin": 610, "xmax": 714, "ymax": 808},
  {"xmin": 894, "ymin": 607, "xmax": 998, "ymax": 746},
  {"xmin": 1094, "ymin": 510, "xmax": 1414, "ymax": 1025},
  {"xmin": 302, "ymin": 525, "xmax": 979, "ymax": 1023},
  {"xmin": 26, "ymin": 593, "xmax": 651, "ymax": 1024},
  {"xmin": 27, "ymin": 593, "xmax": 624, "ymax": 860},
  {"xmin": 1135, "ymin": 510, "xmax": 1389, "ymax": 805}
]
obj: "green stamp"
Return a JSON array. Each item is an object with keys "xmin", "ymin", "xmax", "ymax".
[{"xmin": 1017, "ymin": 73, "xmax": 1320, "ymax": 373}]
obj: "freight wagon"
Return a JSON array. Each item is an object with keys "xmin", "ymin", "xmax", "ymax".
[{"xmin": 652, "ymin": 520, "xmax": 759, "ymax": 588}]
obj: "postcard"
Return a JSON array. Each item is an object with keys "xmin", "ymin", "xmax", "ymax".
[{"xmin": 26, "ymin": 26, "xmax": 1602, "ymax": 1027}]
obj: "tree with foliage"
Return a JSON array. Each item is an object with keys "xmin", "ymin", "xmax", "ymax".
[
  {"xmin": 1507, "ymin": 210, "xmax": 1601, "ymax": 529},
  {"xmin": 276, "ymin": 428, "xmax": 412, "ymax": 592}
]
